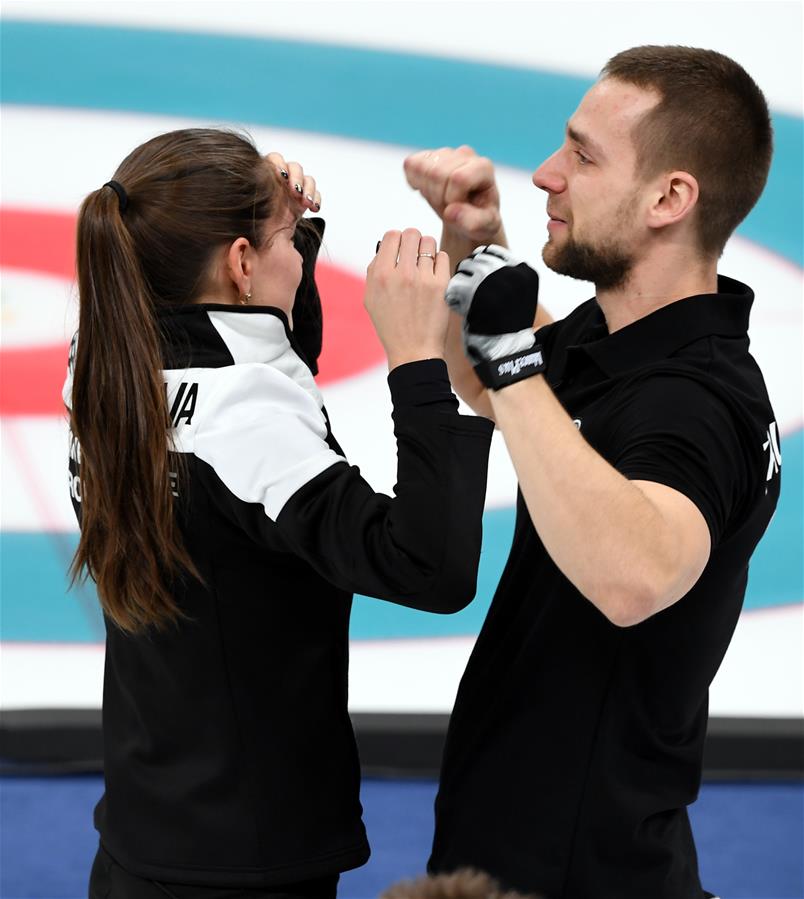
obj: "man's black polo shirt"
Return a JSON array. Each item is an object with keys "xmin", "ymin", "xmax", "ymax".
[{"xmin": 430, "ymin": 276, "xmax": 781, "ymax": 899}]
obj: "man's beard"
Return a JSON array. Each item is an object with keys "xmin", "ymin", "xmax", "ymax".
[
  {"xmin": 543, "ymin": 233, "xmax": 634, "ymax": 291},
  {"xmin": 542, "ymin": 196, "xmax": 639, "ymax": 291}
]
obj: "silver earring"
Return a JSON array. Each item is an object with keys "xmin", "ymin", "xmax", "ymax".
[{"xmin": 240, "ymin": 292, "xmax": 251, "ymax": 305}]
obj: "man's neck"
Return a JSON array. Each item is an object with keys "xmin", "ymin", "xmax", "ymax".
[{"xmin": 596, "ymin": 254, "xmax": 718, "ymax": 334}]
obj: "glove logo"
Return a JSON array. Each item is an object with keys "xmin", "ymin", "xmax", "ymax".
[
  {"xmin": 476, "ymin": 344, "xmax": 546, "ymax": 390},
  {"xmin": 497, "ymin": 350, "xmax": 544, "ymax": 378}
]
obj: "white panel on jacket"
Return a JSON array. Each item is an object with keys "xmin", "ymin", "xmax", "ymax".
[
  {"xmin": 190, "ymin": 362, "xmax": 346, "ymax": 521},
  {"xmin": 206, "ymin": 310, "xmax": 323, "ymax": 408}
]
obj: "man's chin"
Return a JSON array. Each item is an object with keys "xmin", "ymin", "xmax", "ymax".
[
  {"xmin": 542, "ymin": 248, "xmax": 591, "ymax": 284},
  {"xmin": 541, "ymin": 241, "xmax": 568, "ymax": 275}
]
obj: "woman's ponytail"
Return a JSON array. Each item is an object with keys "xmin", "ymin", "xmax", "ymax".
[{"xmin": 70, "ymin": 183, "xmax": 198, "ymax": 633}]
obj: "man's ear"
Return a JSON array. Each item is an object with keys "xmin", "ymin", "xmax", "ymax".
[
  {"xmin": 645, "ymin": 171, "xmax": 699, "ymax": 231},
  {"xmin": 225, "ymin": 237, "xmax": 253, "ymax": 296}
]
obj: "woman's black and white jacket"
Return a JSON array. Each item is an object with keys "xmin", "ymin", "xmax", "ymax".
[{"xmin": 63, "ymin": 303, "xmax": 494, "ymax": 887}]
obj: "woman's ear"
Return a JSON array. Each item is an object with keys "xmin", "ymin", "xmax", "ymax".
[
  {"xmin": 225, "ymin": 237, "xmax": 253, "ymax": 297},
  {"xmin": 646, "ymin": 171, "xmax": 699, "ymax": 231}
]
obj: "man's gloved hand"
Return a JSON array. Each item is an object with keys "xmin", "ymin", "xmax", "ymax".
[{"xmin": 445, "ymin": 245, "xmax": 546, "ymax": 389}]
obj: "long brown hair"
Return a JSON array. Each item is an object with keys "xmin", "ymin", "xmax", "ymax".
[{"xmin": 70, "ymin": 128, "xmax": 285, "ymax": 633}]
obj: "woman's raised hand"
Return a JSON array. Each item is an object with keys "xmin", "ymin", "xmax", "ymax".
[
  {"xmin": 265, "ymin": 152, "xmax": 321, "ymax": 213},
  {"xmin": 364, "ymin": 230, "xmax": 451, "ymax": 371}
]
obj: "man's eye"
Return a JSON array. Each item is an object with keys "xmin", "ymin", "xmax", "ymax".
[{"xmin": 574, "ymin": 150, "xmax": 591, "ymax": 166}]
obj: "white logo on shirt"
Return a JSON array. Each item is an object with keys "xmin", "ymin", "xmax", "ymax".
[{"xmin": 763, "ymin": 421, "xmax": 781, "ymax": 480}]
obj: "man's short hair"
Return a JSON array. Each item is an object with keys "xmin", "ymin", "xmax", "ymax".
[
  {"xmin": 602, "ymin": 45, "xmax": 773, "ymax": 256},
  {"xmin": 381, "ymin": 869, "xmax": 541, "ymax": 899}
]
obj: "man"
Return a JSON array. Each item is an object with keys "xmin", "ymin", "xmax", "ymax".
[
  {"xmin": 404, "ymin": 46, "xmax": 780, "ymax": 899},
  {"xmin": 382, "ymin": 869, "xmax": 540, "ymax": 899}
]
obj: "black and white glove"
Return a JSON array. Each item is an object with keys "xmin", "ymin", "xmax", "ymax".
[{"xmin": 445, "ymin": 245, "xmax": 546, "ymax": 390}]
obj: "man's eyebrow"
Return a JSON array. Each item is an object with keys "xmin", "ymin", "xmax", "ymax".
[{"xmin": 566, "ymin": 123, "xmax": 606, "ymax": 160}]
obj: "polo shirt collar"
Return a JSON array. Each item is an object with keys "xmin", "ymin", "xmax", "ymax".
[{"xmin": 564, "ymin": 275, "xmax": 754, "ymax": 378}]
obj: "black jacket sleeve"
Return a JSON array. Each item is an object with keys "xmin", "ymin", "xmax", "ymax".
[
  {"xmin": 192, "ymin": 359, "xmax": 494, "ymax": 612},
  {"xmin": 289, "ymin": 217, "xmax": 325, "ymax": 376}
]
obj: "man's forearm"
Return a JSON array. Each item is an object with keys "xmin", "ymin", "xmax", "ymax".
[
  {"xmin": 440, "ymin": 226, "xmax": 506, "ymax": 418},
  {"xmin": 489, "ymin": 375, "xmax": 709, "ymax": 626},
  {"xmin": 439, "ymin": 224, "xmax": 507, "ymax": 275},
  {"xmin": 443, "ymin": 311, "xmax": 494, "ymax": 419}
]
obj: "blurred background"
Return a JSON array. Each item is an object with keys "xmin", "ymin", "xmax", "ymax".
[{"xmin": 1, "ymin": 2, "xmax": 802, "ymax": 897}]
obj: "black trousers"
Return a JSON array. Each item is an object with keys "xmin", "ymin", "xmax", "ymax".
[{"xmin": 89, "ymin": 846, "xmax": 340, "ymax": 899}]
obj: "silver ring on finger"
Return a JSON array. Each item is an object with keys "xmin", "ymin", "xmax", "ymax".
[{"xmin": 417, "ymin": 252, "xmax": 435, "ymax": 259}]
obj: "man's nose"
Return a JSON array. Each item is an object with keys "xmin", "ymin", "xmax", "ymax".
[{"xmin": 532, "ymin": 149, "xmax": 565, "ymax": 194}]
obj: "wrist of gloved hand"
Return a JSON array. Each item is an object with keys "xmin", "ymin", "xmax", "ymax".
[
  {"xmin": 471, "ymin": 342, "xmax": 546, "ymax": 390},
  {"xmin": 446, "ymin": 244, "xmax": 545, "ymax": 390},
  {"xmin": 464, "ymin": 327, "xmax": 536, "ymax": 365}
]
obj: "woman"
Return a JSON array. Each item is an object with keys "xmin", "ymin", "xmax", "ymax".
[{"xmin": 64, "ymin": 128, "xmax": 494, "ymax": 898}]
